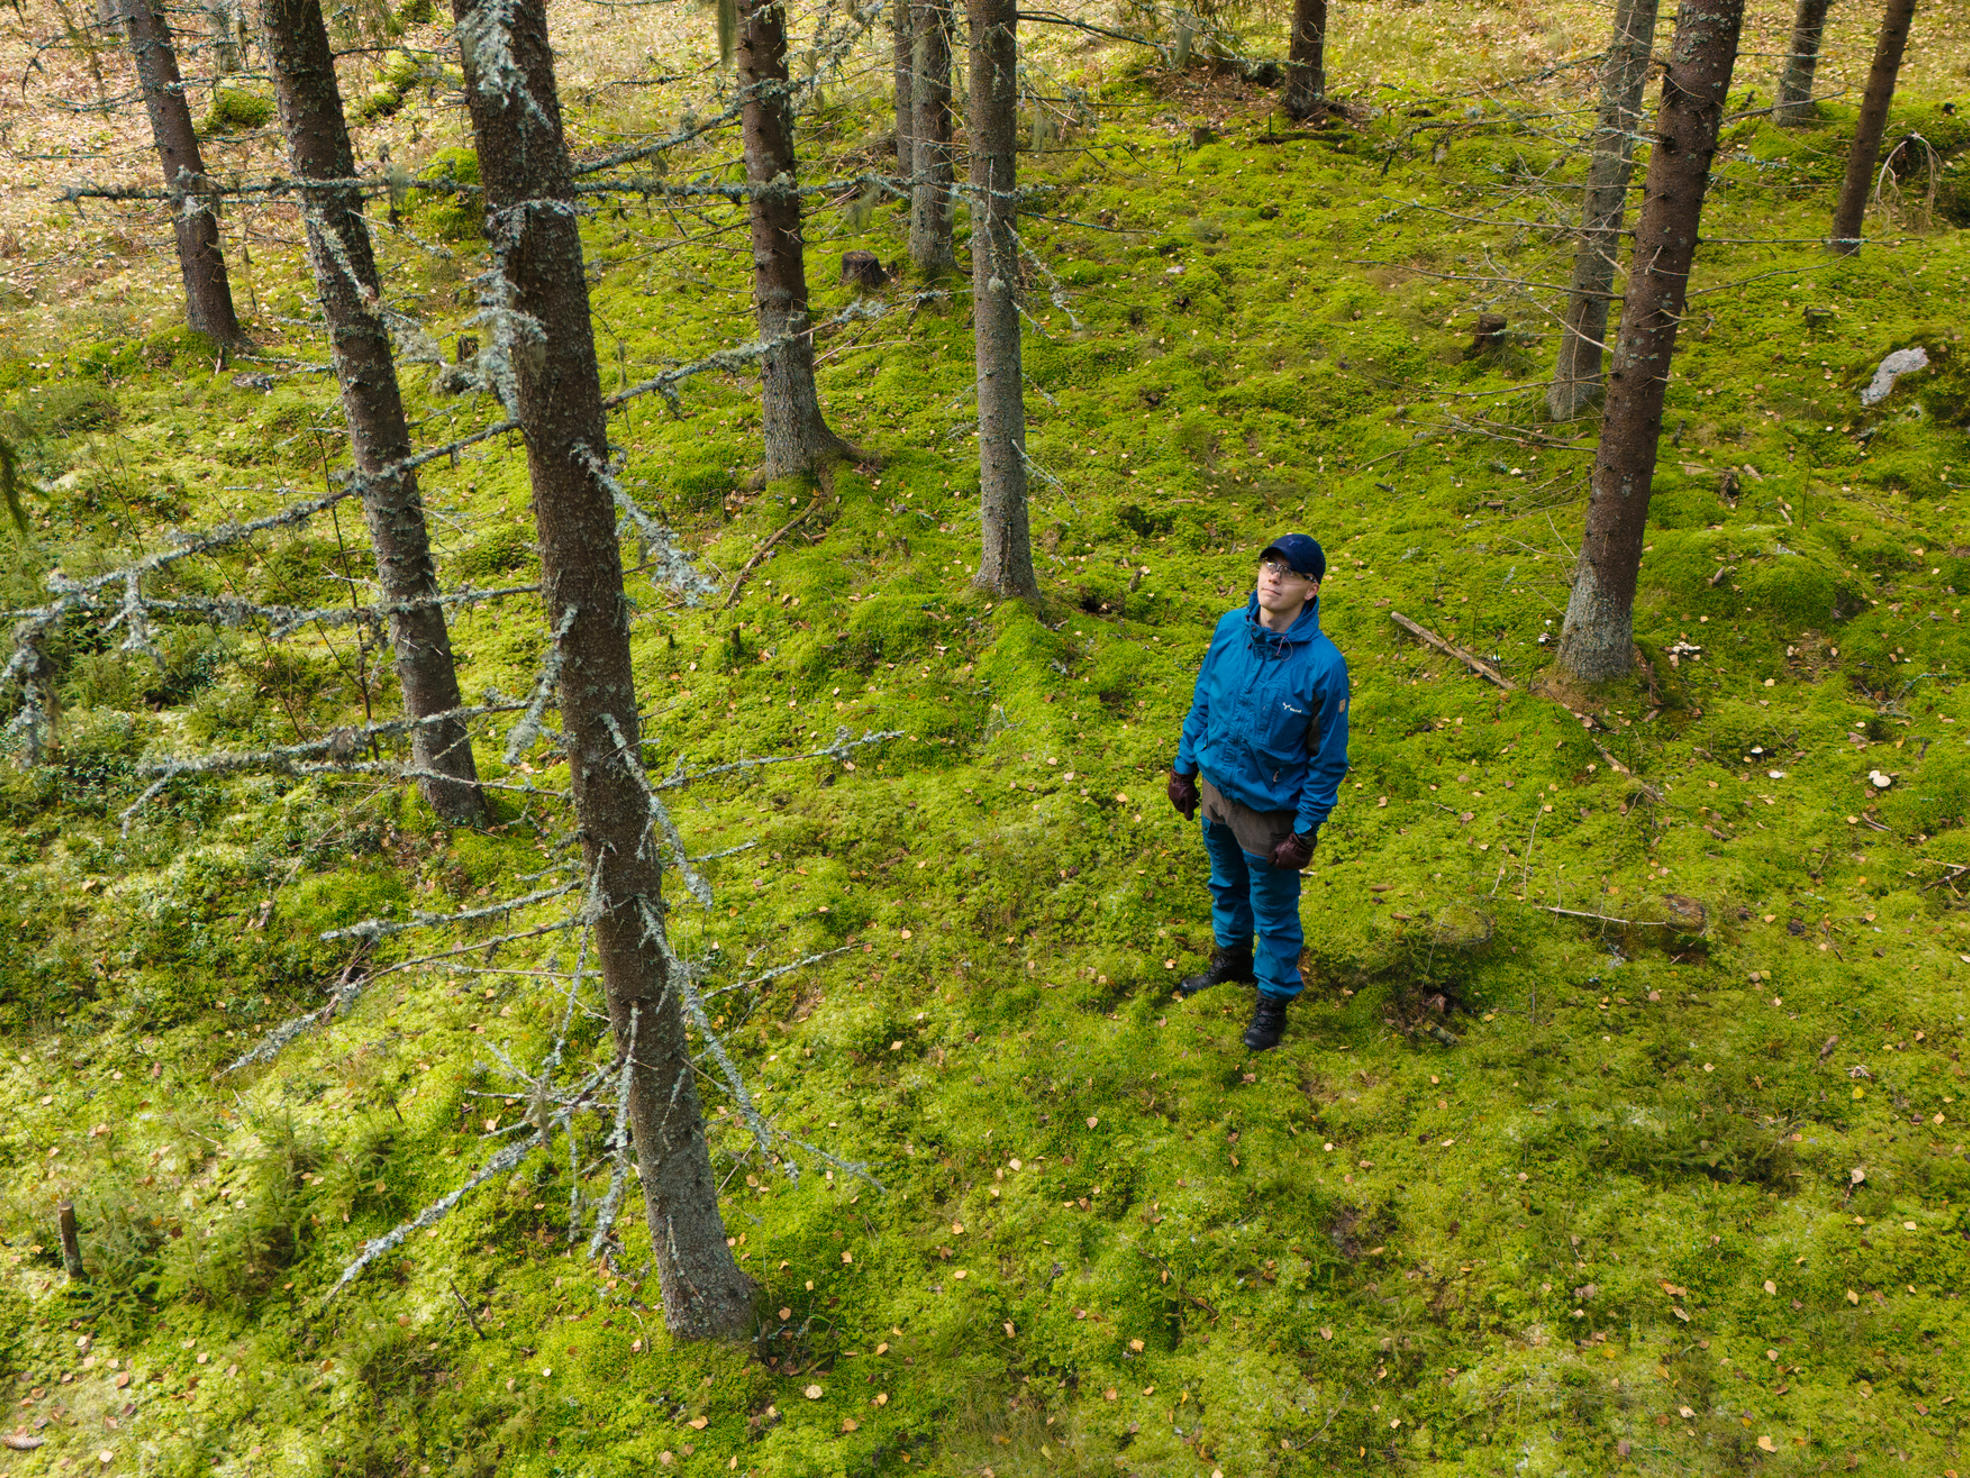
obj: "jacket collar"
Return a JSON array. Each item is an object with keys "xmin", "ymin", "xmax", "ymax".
[{"xmin": 1244, "ymin": 591, "xmax": 1323, "ymax": 647}]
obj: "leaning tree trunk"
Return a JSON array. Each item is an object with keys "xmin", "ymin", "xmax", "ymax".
[
  {"xmin": 449, "ymin": 0, "xmax": 753, "ymax": 1340},
  {"xmin": 261, "ymin": 0, "xmax": 485, "ymax": 826},
  {"xmin": 118, "ymin": 0, "xmax": 243, "ymax": 344},
  {"xmin": 1774, "ymin": 0, "xmax": 1833, "ymax": 124},
  {"xmin": 737, "ymin": 0, "xmax": 850, "ymax": 478},
  {"xmin": 1546, "ymin": 0, "xmax": 1661, "ymax": 421},
  {"xmin": 908, "ymin": 0, "xmax": 956, "ymax": 273},
  {"xmin": 968, "ymin": 0, "xmax": 1037, "ymax": 601},
  {"xmin": 1829, "ymin": 0, "xmax": 1918, "ymax": 253},
  {"xmin": 893, "ymin": 0, "xmax": 914, "ymax": 180},
  {"xmin": 1281, "ymin": 0, "xmax": 1328, "ymax": 121},
  {"xmin": 1556, "ymin": 0, "xmax": 1745, "ymax": 684}
]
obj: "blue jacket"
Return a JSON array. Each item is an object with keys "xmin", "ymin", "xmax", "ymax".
[{"xmin": 1174, "ymin": 594, "xmax": 1350, "ymax": 837}]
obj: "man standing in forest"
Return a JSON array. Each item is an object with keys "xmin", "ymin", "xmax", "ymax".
[{"xmin": 1166, "ymin": 535, "xmax": 1350, "ymax": 1051}]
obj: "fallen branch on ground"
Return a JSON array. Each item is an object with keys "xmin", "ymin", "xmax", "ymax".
[
  {"xmin": 1390, "ymin": 610, "xmax": 1516, "ymax": 690},
  {"xmin": 723, "ymin": 494, "xmax": 824, "ymax": 610},
  {"xmin": 1537, "ymin": 905, "xmax": 1678, "ymax": 927}
]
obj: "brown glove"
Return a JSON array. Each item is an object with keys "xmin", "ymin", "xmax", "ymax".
[
  {"xmin": 1167, "ymin": 770, "xmax": 1200, "ymax": 820},
  {"xmin": 1269, "ymin": 831, "xmax": 1316, "ymax": 870}
]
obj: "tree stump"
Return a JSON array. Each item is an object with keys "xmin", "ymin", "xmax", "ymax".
[
  {"xmin": 1466, "ymin": 313, "xmax": 1509, "ymax": 358},
  {"xmin": 57, "ymin": 1201, "xmax": 84, "ymax": 1280},
  {"xmin": 840, "ymin": 250, "xmax": 888, "ymax": 290}
]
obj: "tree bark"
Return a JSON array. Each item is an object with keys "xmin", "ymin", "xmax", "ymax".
[
  {"xmin": 968, "ymin": 0, "xmax": 1037, "ymax": 601},
  {"xmin": 1546, "ymin": 0, "xmax": 1661, "ymax": 421},
  {"xmin": 1281, "ymin": 0, "xmax": 1328, "ymax": 121},
  {"xmin": 1774, "ymin": 0, "xmax": 1833, "ymax": 124},
  {"xmin": 909, "ymin": 0, "xmax": 956, "ymax": 273},
  {"xmin": 1829, "ymin": 0, "xmax": 1918, "ymax": 253},
  {"xmin": 207, "ymin": 0, "xmax": 243, "ymax": 74},
  {"xmin": 57, "ymin": 1202, "xmax": 85, "ymax": 1281},
  {"xmin": 737, "ymin": 0, "xmax": 851, "ymax": 479},
  {"xmin": 1556, "ymin": 0, "xmax": 1745, "ymax": 684},
  {"xmin": 449, "ymin": 0, "xmax": 753, "ymax": 1340},
  {"xmin": 118, "ymin": 0, "xmax": 244, "ymax": 344},
  {"xmin": 893, "ymin": 0, "xmax": 914, "ymax": 180},
  {"xmin": 261, "ymin": 0, "xmax": 486, "ymax": 827}
]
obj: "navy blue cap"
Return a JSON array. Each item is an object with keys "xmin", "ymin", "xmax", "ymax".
[{"xmin": 1260, "ymin": 533, "xmax": 1326, "ymax": 583}]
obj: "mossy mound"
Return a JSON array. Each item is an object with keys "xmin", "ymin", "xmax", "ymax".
[{"xmin": 199, "ymin": 86, "xmax": 274, "ymax": 136}]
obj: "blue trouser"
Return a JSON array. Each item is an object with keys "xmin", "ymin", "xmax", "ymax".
[{"xmin": 1200, "ymin": 816, "xmax": 1304, "ymax": 999}]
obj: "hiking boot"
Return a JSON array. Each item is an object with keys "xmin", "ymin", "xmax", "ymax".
[
  {"xmin": 1175, "ymin": 943, "xmax": 1254, "ymax": 998},
  {"xmin": 1242, "ymin": 994, "xmax": 1289, "ymax": 1052}
]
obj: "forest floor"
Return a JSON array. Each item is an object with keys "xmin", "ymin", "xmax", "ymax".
[{"xmin": 3, "ymin": 0, "xmax": 1970, "ymax": 1474}]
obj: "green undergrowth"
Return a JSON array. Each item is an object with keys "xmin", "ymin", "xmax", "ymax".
[{"xmin": 4, "ymin": 12, "xmax": 1970, "ymax": 1478}]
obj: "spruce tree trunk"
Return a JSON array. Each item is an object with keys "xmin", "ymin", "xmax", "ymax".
[
  {"xmin": 260, "ymin": 0, "xmax": 485, "ymax": 827},
  {"xmin": 208, "ymin": 0, "xmax": 242, "ymax": 74},
  {"xmin": 1774, "ymin": 0, "xmax": 1833, "ymax": 124},
  {"xmin": 1546, "ymin": 0, "xmax": 1661, "ymax": 421},
  {"xmin": 1281, "ymin": 0, "xmax": 1328, "ymax": 121},
  {"xmin": 893, "ymin": 0, "xmax": 914, "ymax": 180},
  {"xmin": 1556, "ymin": 0, "xmax": 1745, "ymax": 684},
  {"xmin": 968, "ymin": 0, "xmax": 1037, "ymax": 601},
  {"xmin": 909, "ymin": 0, "xmax": 956, "ymax": 273},
  {"xmin": 1829, "ymin": 0, "xmax": 1918, "ymax": 253},
  {"xmin": 449, "ymin": 0, "xmax": 753, "ymax": 1341},
  {"xmin": 118, "ymin": 0, "xmax": 243, "ymax": 344},
  {"xmin": 737, "ymin": 0, "xmax": 850, "ymax": 478}
]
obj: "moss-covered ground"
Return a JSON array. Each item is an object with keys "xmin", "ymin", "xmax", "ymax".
[{"xmin": 3, "ymin": 0, "xmax": 1970, "ymax": 1472}]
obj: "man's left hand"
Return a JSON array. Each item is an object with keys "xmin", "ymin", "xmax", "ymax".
[{"xmin": 1269, "ymin": 831, "xmax": 1316, "ymax": 870}]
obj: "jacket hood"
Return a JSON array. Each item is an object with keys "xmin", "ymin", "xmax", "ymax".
[{"xmin": 1244, "ymin": 591, "xmax": 1324, "ymax": 648}]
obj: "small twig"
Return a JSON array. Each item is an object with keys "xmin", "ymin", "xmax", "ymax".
[
  {"xmin": 723, "ymin": 494, "xmax": 823, "ymax": 610},
  {"xmin": 1921, "ymin": 864, "xmax": 1970, "ymax": 893},
  {"xmin": 448, "ymin": 1281, "xmax": 486, "ymax": 1338}
]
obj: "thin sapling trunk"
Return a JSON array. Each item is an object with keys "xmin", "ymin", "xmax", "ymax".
[
  {"xmin": 450, "ymin": 0, "xmax": 754, "ymax": 1340},
  {"xmin": 968, "ymin": 0, "xmax": 1037, "ymax": 600},
  {"xmin": 1556, "ymin": 0, "xmax": 1746, "ymax": 683},
  {"xmin": 1829, "ymin": 0, "xmax": 1918, "ymax": 252},
  {"xmin": 737, "ymin": 0, "xmax": 852, "ymax": 478},
  {"xmin": 118, "ymin": 0, "xmax": 244, "ymax": 344},
  {"xmin": 261, "ymin": 0, "xmax": 486, "ymax": 827},
  {"xmin": 1774, "ymin": 0, "xmax": 1833, "ymax": 124},
  {"xmin": 909, "ymin": 0, "xmax": 956, "ymax": 273},
  {"xmin": 893, "ymin": 0, "xmax": 914, "ymax": 179},
  {"xmin": 1546, "ymin": 0, "xmax": 1661, "ymax": 420}
]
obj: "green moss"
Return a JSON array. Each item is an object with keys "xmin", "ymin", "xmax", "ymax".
[
  {"xmin": 410, "ymin": 147, "xmax": 485, "ymax": 242},
  {"xmin": 455, "ymin": 521, "xmax": 538, "ymax": 580},
  {"xmin": 9, "ymin": 19, "xmax": 1970, "ymax": 1478},
  {"xmin": 200, "ymin": 87, "xmax": 274, "ymax": 136},
  {"xmin": 16, "ymin": 382, "xmax": 119, "ymax": 437},
  {"xmin": 352, "ymin": 48, "xmax": 424, "ymax": 122}
]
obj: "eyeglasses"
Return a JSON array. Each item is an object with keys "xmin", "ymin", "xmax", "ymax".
[{"xmin": 1258, "ymin": 555, "xmax": 1310, "ymax": 579}]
